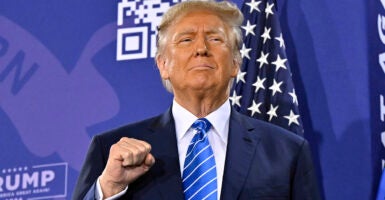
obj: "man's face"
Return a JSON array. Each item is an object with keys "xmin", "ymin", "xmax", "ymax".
[{"xmin": 157, "ymin": 11, "xmax": 238, "ymax": 97}]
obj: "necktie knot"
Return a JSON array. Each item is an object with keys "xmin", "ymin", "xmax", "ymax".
[{"xmin": 191, "ymin": 118, "xmax": 212, "ymax": 134}]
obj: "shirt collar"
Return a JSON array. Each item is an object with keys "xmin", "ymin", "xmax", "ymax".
[{"xmin": 172, "ymin": 99, "xmax": 231, "ymax": 143}]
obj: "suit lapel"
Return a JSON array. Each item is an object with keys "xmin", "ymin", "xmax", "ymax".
[
  {"xmin": 143, "ymin": 108, "xmax": 260, "ymax": 200},
  {"xmin": 221, "ymin": 110, "xmax": 260, "ymax": 200},
  {"xmin": 148, "ymin": 108, "xmax": 184, "ymax": 200}
]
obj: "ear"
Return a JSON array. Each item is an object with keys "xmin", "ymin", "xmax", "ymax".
[
  {"xmin": 230, "ymin": 58, "xmax": 239, "ymax": 78},
  {"xmin": 156, "ymin": 55, "xmax": 169, "ymax": 80}
]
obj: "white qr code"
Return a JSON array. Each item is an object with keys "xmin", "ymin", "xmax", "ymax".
[{"xmin": 116, "ymin": 0, "xmax": 184, "ymax": 61}]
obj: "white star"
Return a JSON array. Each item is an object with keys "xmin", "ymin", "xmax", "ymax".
[
  {"xmin": 240, "ymin": 43, "xmax": 252, "ymax": 59},
  {"xmin": 275, "ymin": 33, "xmax": 285, "ymax": 48},
  {"xmin": 229, "ymin": 91, "xmax": 242, "ymax": 107},
  {"xmin": 269, "ymin": 79, "xmax": 283, "ymax": 96},
  {"xmin": 252, "ymin": 76, "xmax": 266, "ymax": 93},
  {"xmin": 242, "ymin": 20, "xmax": 256, "ymax": 36},
  {"xmin": 289, "ymin": 89, "xmax": 298, "ymax": 105},
  {"xmin": 246, "ymin": 0, "xmax": 261, "ymax": 13},
  {"xmin": 236, "ymin": 70, "xmax": 246, "ymax": 83},
  {"xmin": 256, "ymin": 51, "xmax": 269, "ymax": 68},
  {"xmin": 265, "ymin": 2, "xmax": 275, "ymax": 19},
  {"xmin": 248, "ymin": 101, "xmax": 262, "ymax": 116},
  {"xmin": 261, "ymin": 27, "xmax": 271, "ymax": 44},
  {"xmin": 284, "ymin": 110, "xmax": 300, "ymax": 126},
  {"xmin": 272, "ymin": 54, "xmax": 287, "ymax": 72},
  {"xmin": 267, "ymin": 104, "xmax": 279, "ymax": 121}
]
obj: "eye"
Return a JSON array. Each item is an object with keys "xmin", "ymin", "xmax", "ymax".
[
  {"xmin": 208, "ymin": 36, "xmax": 223, "ymax": 43},
  {"xmin": 179, "ymin": 37, "xmax": 192, "ymax": 43}
]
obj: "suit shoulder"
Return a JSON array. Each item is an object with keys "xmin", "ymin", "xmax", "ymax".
[
  {"xmin": 236, "ymin": 111, "xmax": 306, "ymax": 146},
  {"xmin": 95, "ymin": 113, "xmax": 165, "ymax": 144}
]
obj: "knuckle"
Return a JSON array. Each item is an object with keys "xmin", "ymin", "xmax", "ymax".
[
  {"xmin": 137, "ymin": 145, "xmax": 146, "ymax": 153},
  {"xmin": 130, "ymin": 147, "xmax": 139, "ymax": 154},
  {"xmin": 109, "ymin": 144, "xmax": 118, "ymax": 153},
  {"xmin": 120, "ymin": 137, "xmax": 130, "ymax": 143},
  {"xmin": 140, "ymin": 141, "xmax": 151, "ymax": 152},
  {"xmin": 125, "ymin": 150, "xmax": 133, "ymax": 158},
  {"xmin": 120, "ymin": 150, "xmax": 131, "ymax": 161}
]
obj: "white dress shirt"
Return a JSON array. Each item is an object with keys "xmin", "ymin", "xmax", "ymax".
[
  {"xmin": 173, "ymin": 99, "xmax": 230, "ymax": 200},
  {"xmin": 95, "ymin": 99, "xmax": 231, "ymax": 200}
]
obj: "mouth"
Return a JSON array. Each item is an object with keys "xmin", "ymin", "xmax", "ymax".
[{"xmin": 189, "ymin": 64, "xmax": 214, "ymax": 71}]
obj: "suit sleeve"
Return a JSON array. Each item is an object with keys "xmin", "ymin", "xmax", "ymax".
[
  {"xmin": 292, "ymin": 140, "xmax": 322, "ymax": 200},
  {"xmin": 72, "ymin": 136, "xmax": 108, "ymax": 200}
]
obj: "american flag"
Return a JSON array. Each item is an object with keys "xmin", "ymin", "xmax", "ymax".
[{"xmin": 230, "ymin": 0, "xmax": 304, "ymax": 136}]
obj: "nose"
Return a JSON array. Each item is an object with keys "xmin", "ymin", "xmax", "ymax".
[{"xmin": 195, "ymin": 39, "xmax": 209, "ymax": 56}]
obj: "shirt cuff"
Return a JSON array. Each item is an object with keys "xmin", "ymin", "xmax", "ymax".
[{"xmin": 95, "ymin": 177, "xmax": 128, "ymax": 200}]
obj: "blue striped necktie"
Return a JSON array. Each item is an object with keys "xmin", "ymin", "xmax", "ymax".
[{"xmin": 182, "ymin": 118, "xmax": 217, "ymax": 200}]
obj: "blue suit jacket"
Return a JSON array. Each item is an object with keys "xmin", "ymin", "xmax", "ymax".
[{"xmin": 72, "ymin": 108, "xmax": 320, "ymax": 200}]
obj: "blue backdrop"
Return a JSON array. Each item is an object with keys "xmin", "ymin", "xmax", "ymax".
[{"xmin": 0, "ymin": 0, "xmax": 374, "ymax": 199}]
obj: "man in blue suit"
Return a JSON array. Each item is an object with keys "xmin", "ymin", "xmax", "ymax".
[{"xmin": 73, "ymin": 0, "xmax": 321, "ymax": 199}]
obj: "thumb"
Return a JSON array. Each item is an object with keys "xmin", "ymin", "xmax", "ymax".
[
  {"xmin": 143, "ymin": 153, "xmax": 155, "ymax": 169},
  {"xmin": 122, "ymin": 153, "xmax": 155, "ymax": 183}
]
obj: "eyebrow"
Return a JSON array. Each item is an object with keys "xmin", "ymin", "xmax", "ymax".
[
  {"xmin": 174, "ymin": 29, "xmax": 195, "ymax": 39},
  {"xmin": 173, "ymin": 28, "xmax": 226, "ymax": 39}
]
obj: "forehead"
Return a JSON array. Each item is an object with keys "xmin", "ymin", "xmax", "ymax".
[{"xmin": 171, "ymin": 11, "xmax": 228, "ymax": 33}]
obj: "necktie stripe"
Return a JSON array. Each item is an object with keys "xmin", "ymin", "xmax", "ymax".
[
  {"xmin": 202, "ymin": 189, "xmax": 218, "ymax": 200},
  {"xmin": 184, "ymin": 146, "xmax": 211, "ymax": 170},
  {"xmin": 184, "ymin": 143, "xmax": 210, "ymax": 165},
  {"xmin": 183, "ymin": 118, "xmax": 217, "ymax": 200},
  {"xmin": 187, "ymin": 177, "xmax": 217, "ymax": 200},
  {"xmin": 183, "ymin": 154, "xmax": 214, "ymax": 182},
  {"xmin": 183, "ymin": 159, "xmax": 216, "ymax": 188}
]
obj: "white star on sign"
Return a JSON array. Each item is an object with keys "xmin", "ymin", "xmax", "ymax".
[
  {"xmin": 289, "ymin": 89, "xmax": 298, "ymax": 105},
  {"xmin": 269, "ymin": 79, "xmax": 283, "ymax": 96},
  {"xmin": 246, "ymin": 0, "xmax": 261, "ymax": 13},
  {"xmin": 236, "ymin": 70, "xmax": 246, "ymax": 83},
  {"xmin": 267, "ymin": 104, "xmax": 279, "ymax": 121},
  {"xmin": 275, "ymin": 33, "xmax": 285, "ymax": 48},
  {"xmin": 256, "ymin": 51, "xmax": 269, "ymax": 68},
  {"xmin": 265, "ymin": 2, "xmax": 275, "ymax": 19},
  {"xmin": 229, "ymin": 91, "xmax": 242, "ymax": 107},
  {"xmin": 261, "ymin": 27, "xmax": 271, "ymax": 44},
  {"xmin": 284, "ymin": 110, "xmax": 300, "ymax": 126},
  {"xmin": 242, "ymin": 20, "xmax": 256, "ymax": 36},
  {"xmin": 252, "ymin": 76, "xmax": 266, "ymax": 93},
  {"xmin": 240, "ymin": 43, "xmax": 252, "ymax": 59},
  {"xmin": 248, "ymin": 100, "xmax": 262, "ymax": 116},
  {"xmin": 272, "ymin": 54, "xmax": 287, "ymax": 72}
]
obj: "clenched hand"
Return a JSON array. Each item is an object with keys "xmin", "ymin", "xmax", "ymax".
[{"xmin": 99, "ymin": 137, "xmax": 155, "ymax": 198}]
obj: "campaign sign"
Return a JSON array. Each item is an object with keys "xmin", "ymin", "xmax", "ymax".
[{"xmin": 0, "ymin": 163, "xmax": 67, "ymax": 200}]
